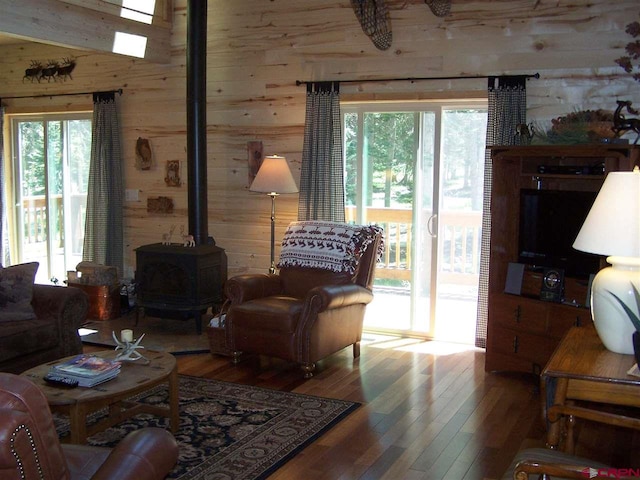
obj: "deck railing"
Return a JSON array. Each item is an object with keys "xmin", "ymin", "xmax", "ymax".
[{"xmin": 346, "ymin": 206, "xmax": 481, "ymax": 286}]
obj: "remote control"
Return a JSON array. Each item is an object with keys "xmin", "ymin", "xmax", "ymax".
[{"xmin": 43, "ymin": 373, "xmax": 79, "ymax": 388}]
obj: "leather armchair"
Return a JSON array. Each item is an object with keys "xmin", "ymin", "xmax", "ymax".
[
  {"xmin": 0, "ymin": 373, "xmax": 179, "ymax": 480},
  {"xmin": 225, "ymin": 221, "xmax": 382, "ymax": 378}
]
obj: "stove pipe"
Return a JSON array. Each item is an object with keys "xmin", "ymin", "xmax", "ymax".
[{"xmin": 186, "ymin": 0, "xmax": 210, "ymax": 245}]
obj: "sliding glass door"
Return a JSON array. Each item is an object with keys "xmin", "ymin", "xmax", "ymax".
[
  {"xmin": 10, "ymin": 114, "xmax": 91, "ymax": 283},
  {"xmin": 343, "ymin": 102, "xmax": 486, "ymax": 342}
]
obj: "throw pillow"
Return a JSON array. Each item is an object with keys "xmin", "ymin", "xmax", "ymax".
[{"xmin": 0, "ymin": 262, "xmax": 39, "ymax": 322}]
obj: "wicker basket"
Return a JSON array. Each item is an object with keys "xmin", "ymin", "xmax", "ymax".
[{"xmin": 207, "ymin": 301, "xmax": 232, "ymax": 357}]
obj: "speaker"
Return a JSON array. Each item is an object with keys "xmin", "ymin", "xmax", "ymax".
[
  {"xmin": 540, "ymin": 268, "xmax": 564, "ymax": 303},
  {"xmin": 505, "ymin": 262, "xmax": 525, "ymax": 295}
]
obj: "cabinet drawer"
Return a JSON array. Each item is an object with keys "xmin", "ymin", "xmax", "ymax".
[
  {"xmin": 490, "ymin": 294, "xmax": 548, "ymax": 334},
  {"xmin": 548, "ymin": 306, "xmax": 590, "ymax": 339},
  {"xmin": 488, "ymin": 325, "xmax": 557, "ymax": 370}
]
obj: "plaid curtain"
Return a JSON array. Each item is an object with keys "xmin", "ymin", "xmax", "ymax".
[
  {"xmin": 298, "ymin": 82, "xmax": 345, "ymax": 222},
  {"xmin": 0, "ymin": 104, "xmax": 8, "ymax": 266},
  {"xmin": 83, "ymin": 92, "xmax": 124, "ymax": 275},
  {"xmin": 475, "ymin": 76, "xmax": 527, "ymax": 348}
]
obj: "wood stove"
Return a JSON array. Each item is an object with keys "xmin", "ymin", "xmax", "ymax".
[{"xmin": 135, "ymin": 243, "xmax": 226, "ymax": 334}]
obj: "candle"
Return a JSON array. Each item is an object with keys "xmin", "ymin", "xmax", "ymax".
[{"xmin": 121, "ymin": 329, "xmax": 134, "ymax": 343}]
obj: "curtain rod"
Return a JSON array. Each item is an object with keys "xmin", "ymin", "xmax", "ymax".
[
  {"xmin": 295, "ymin": 73, "xmax": 540, "ymax": 86},
  {"xmin": 0, "ymin": 88, "xmax": 123, "ymax": 101}
]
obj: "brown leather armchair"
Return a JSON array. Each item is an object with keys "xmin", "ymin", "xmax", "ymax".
[
  {"xmin": 225, "ymin": 221, "xmax": 383, "ymax": 378},
  {"xmin": 0, "ymin": 372, "xmax": 179, "ymax": 480}
]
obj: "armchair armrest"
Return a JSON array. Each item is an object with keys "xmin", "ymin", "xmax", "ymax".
[
  {"xmin": 225, "ymin": 274, "xmax": 283, "ymax": 304},
  {"xmin": 91, "ymin": 428, "xmax": 178, "ymax": 480},
  {"xmin": 31, "ymin": 285, "xmax": 89, "ymax": 358},
  {"xmin": 514, "ymin": 458, "xmax": 629, "ymax": 480},
  {"xmin": 306, "ymin": 284, "xmax": 374, "ymax": 312}
]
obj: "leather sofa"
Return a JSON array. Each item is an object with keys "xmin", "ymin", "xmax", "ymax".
[
  {"xmin": 225, "ymin": 221, "xmax": 383, "ymax": 378},
  {"xmin": 0, "ymin": 372, "xmax": 178, "ymax": 480},
  {"xmin": 0, "ymin": 284, "xmax": 89, "ymax": 374}
]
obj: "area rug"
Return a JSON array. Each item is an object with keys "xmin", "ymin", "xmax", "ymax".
[
  {"xmin": 80, "ymin": 310, "xmax": 211, "ymax": 354},
  {"xmin": 53, "ymin": 375, "xmax": 359, "ymax": 480}
]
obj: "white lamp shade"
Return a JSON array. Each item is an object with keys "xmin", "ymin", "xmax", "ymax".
[
  {"xmin": 573, "ymin": 168, "xmax": 640, "ymax": 257},
  {"xmin": 250, "ymin": 155, "xmax": 298, "ymax": 194}
]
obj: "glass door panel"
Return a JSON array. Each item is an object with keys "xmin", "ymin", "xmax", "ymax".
[{"xmin": 12, "ymin": 115, "xmax": 91, "ymax": 283}]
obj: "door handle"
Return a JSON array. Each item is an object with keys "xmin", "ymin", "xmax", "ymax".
[{"xmin": 427, "ymin": 214, "xmax": 437, "ymax": 238}]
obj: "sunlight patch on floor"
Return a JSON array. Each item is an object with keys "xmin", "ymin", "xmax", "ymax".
[
  {"xmin": 362, "ymin": 332, "xmax": 481, "ymax": 356},
  {"xmin": 78, "ymin": 328, "xmax": 98, "ymax": 337}
]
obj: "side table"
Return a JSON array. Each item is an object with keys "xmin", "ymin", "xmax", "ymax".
[{"xmin": 542, "ymin": 323, "xmax": 640, "ymax": 453}]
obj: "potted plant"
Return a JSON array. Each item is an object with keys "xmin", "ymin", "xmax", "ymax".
[{"xmin": 610, "ymin": 284, "xmax": 640, "ymax": 366}]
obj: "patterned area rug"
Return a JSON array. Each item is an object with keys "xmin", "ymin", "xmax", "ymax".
[{"xmin": 53, "ymin": 375, "xmax": 359, "ymax": 479}]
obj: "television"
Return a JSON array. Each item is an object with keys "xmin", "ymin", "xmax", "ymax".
[{"xmin": 518, "ymin": 189, "xmax": 602, "ymax": 278}]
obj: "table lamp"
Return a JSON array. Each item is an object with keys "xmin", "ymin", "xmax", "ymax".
[
  {"xmin": 573, "ymin": 166, "xmax": 640, "ymax": 354},
  {"xmin": 250, "ymin": 155, "xmax": 298, "ymax": 273}
]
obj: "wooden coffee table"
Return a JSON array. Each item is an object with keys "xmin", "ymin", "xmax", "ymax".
[{"xmin": 22, "ymin": 350, "xmax": 179, "ymax": 444}]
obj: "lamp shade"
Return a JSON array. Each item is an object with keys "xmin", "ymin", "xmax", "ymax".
[
  {"xmin": 250, "ymin": 155, "xmax": 298, "ymax": 194},
  {"xmin": 573, "ymin": 167, "xmax": 640, "ymax": 258}
]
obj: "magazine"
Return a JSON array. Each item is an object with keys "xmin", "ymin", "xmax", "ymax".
[
  {"xmin": 53, "ymin": 354, "xmax": 121, "ymax": 378},
  {"xmin": 49, "ymin": 354, "xmax": 121, "ymax": 387},
  {"xmin": 47, "ymin": 367, "xmax": 121, "ymax": 387}
]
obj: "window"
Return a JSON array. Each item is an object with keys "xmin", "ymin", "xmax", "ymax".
[{"xmin": 9, "ymin": 113, "xmax": 92, "ymax": 283}]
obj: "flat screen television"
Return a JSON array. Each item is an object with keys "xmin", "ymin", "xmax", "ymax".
[{"xmin": 518, "ymin": 189, "xmax": 602, "ymax": 278}]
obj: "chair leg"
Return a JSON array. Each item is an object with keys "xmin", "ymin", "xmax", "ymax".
[
  {"xmin": 353, "ymin": 341, "xmax": 361, "ymax": 358},
  {"xmin": 301, "ymin": 363, "xmax": 316, "ymax": 378}
]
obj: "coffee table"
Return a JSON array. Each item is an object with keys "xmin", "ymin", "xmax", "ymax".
[{"xmin": 22, "ymin": 349, "xmax": 179, "ymax": 444}]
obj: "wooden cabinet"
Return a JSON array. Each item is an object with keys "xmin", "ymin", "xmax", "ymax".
[{"xmin": 484, "ymin": 145, "xmax": 639, "ymax": 375}]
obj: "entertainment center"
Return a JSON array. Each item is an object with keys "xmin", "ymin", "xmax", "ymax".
[{"xmin": 485, "ymin": 145, "xmax": 639, "ymax": 375}]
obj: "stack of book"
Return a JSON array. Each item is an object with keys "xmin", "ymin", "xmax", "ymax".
[{"xmin": 50, "ymin": 354, "xmax": 122, "ymax": 387}]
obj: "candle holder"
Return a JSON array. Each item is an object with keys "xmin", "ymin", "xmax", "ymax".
[{"xmin": 111, "ymin": 331, "xmax": 148, "ymax": 363}]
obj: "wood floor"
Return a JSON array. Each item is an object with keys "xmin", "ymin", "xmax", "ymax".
[{"xmin": 90, "ymin": 335, "xmax": 640, "ymax": 479}]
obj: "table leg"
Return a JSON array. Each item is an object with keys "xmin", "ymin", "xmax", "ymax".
[
  {"xmin": 546, "ymin": 377, "xmax": 568, "ymax": 450},
  {"xmin": 69, "ymin": 403, "xmax": 88, "ymax": 444},
  {"xmin": 168, "ymin": 366, "xmax": 179, "ymax": 433}
]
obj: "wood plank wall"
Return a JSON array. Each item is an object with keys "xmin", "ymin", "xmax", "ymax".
[{"xmin": 0, "ymin": 0, "xmax": 639, "ymax": 281}]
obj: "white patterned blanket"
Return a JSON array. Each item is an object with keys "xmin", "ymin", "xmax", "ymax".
[{"xmin": 277, "ymin": 221, "xmax": 383, "ymax": 274}]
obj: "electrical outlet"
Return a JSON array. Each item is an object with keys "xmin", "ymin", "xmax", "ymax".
[{"xmin": 125, "ymin": 189, "xmax": 140, "ymax": 202}]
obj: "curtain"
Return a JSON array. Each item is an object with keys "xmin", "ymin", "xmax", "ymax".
[
  {"xmin": 475, "ymin": 76, "xmax": 527, "ymax": 348},
  {"xmin": 298, "ymin": 81, "xmax": 346, "ymax": 222},
  {"xmin": 0, "ymin": 103, "xmax": 8, "ymax": 266},
  {"xmin": 83, "ymin": 92, "xmax": 124, "ymax": 275}
]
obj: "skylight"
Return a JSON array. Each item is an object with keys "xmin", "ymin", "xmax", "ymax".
[
  {"xmin": 120, "ymin": 0, "xmax": 156, "ymax": 25},
  {"xmin": 112, "ymin": 31, "xmax": 148, "ymax": 58}
]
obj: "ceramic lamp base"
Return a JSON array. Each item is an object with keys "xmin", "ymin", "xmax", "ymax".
[{"xmin": 590, "ymin": 257, "xmax": 640, "ymax": 355}]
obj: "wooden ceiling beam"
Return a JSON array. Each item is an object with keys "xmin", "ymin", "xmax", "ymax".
[{"xmin": 0, "ymin": 0, "xmax": 172, "ymax": 64}]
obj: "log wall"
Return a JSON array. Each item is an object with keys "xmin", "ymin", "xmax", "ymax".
[{"xmin": 0, "ymin": 0, "xmax": 638, "ymax": 279}]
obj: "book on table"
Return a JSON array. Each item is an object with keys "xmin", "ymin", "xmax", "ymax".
[{"xmin": 50, "ymin": 354, "xmax": 121, "ymax": 387}]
